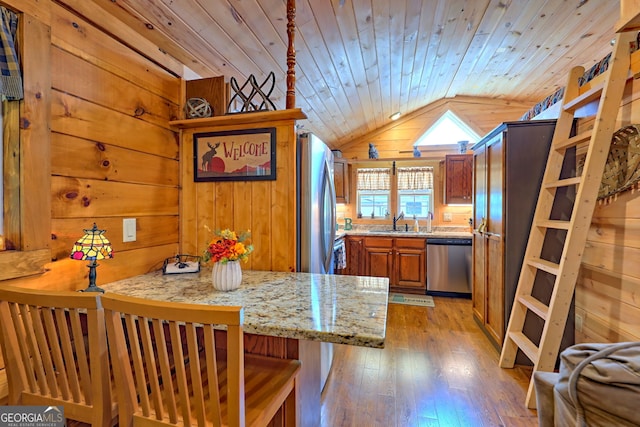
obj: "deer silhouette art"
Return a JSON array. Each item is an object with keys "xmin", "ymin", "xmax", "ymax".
[{"xmin": 201, "ymin": 142, "xmax": 220, "ymax": 171}]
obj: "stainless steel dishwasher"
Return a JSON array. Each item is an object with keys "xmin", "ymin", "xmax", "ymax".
[{"xmin": 426, "ymin": 237, "xmax": 472, "ymax": 296}]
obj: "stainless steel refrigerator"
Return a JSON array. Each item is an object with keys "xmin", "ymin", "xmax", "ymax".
[{"xmin": 296, "ymin": 132, "xmax": 336, "ymax": 392}]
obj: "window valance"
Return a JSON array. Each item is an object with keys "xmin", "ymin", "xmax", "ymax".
[
  {"xmin": 397, "ymin": 167, "xmax": 433, "ymax": 190},
  {"xmin": 357, "ymin": 168, "xmax": 391, "ymax": 191}
]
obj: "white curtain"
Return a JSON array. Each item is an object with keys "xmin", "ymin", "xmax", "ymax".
[
  {"xmin": 357, "ymin": 168, "xmax": 391, "ymax": 190},
  {"xmin": 397, "ymin": 167, "xmax": 433, "ymax": 190}
]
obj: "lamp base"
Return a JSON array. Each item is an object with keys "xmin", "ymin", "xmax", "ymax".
[
  {"xmin": 82, "ymin": 261, "xmax": 105, "ymax": 293},
  {"xmin": 82, "ymin": 284, "xmax": 105, "ymax": 293}
]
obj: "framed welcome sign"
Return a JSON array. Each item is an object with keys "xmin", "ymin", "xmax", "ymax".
[{"xmin": 193, "ymin": 127, "xmax": 276, "ymax": 182}]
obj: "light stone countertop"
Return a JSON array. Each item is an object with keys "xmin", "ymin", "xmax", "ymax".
[
  {"xmin": 101, "ymin": 269, "xmax": 389, "ymax": 348},
  {"xmin": 337, "ymin": 230, "xmax": 472, "ymax": 239}
]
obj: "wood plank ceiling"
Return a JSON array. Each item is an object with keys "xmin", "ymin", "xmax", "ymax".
[{"xmin": 92, "ymin": 0, "xmax": 620, "ymax": 149}]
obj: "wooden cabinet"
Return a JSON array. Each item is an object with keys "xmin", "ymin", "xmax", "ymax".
[
  {"xmin": 346, "ymin": 236, "xmax": 426, "ymax": 293},
  {"xmin": 363, "ymin": 237, "xmax": 394, "ymax": 280},
  {"xmin": 444, "ymin": 154, "xmax": 472, "ymax": 204},
  {"xmin": 394, "ymin": 238, "xmax": 427, "ymax": 291},
  {"xmin": 345, "ymin": 236, "xmax": 365, "ymax": 276},
  {"xmin": 334, "ymin": 158, "xmax": 349, "ymax": 203},
  {"xmin": 472, "ymin": 120, "xmax": 557, "ymax": 348}
]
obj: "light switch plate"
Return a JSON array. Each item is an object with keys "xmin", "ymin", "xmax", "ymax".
[
  {"xmin": 443, "ymin": 212, "xmax": 453, "ymax": 222},
  {"xmin": 123, "ymin": 218, "xmax": 136, "ymax": 242}
]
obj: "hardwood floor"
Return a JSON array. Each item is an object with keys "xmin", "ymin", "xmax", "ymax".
[{"xmin": 320, "ymin": 297, "xmax": 538, "ymax": 427}]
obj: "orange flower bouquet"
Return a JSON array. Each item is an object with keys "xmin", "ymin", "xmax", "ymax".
[{"xmin": 202, "ymin": 228, "xmax": 253, "ymax": 264}]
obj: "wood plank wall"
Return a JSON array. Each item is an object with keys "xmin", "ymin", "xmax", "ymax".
[
  {"xmin": 574, "ymin": 77, "xmax": 640, "ymax": 343},
  {"xmin": 2, "ymin": 1, "xmax": 182, "ymax": 290},
  {"xmin": 179, "ymin": 119, "xmax": 299, "ymax": 273},
  {"xmin": 338, "ymin": 96, "xmax": 532, "ymax": 160}
]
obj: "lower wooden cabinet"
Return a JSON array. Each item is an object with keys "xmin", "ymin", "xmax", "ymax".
[
  {"xmin": 345, "ymin": 236, "xmax": 365, "ymax": 276},
  {"xmin": 363, "ymin": 237, "xmax": 394, "ymax": 280},
  {"xmin": 345, "ymin": 235, "xmax": 426, "ymax": 293},
  {"xmin": 394, "ymin": 238, "xmax": 427, "ymax": 291}
]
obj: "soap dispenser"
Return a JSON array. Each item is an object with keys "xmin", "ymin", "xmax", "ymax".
[
  {"xmin": 426, "ymin": 212, "xmax": 433, "ymax": 233},
  {"xmin": 413, "ymin": 215, "xmax": 419, "ymax": 232}
]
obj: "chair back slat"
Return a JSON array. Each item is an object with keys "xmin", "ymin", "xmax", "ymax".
[
  {"xmin": 69, "ymin": 308, "xmax": 93, "ymax": 404},
  {"xmin": 0, "ymin": 286, "xmax": 116, "ymax": 426},
  {"xmin": 227, "ymin": 324, "xmax": 245, "ymax": 426},
  {"xmin": 185, "ymin": 323, "xmax": 206, "ymax": 426},
  {"xmin": 123, "ymin": 314, "xmax": 153, "ymax": 418},
  {"xmin": 30, "ymin": 305, "xmax": 63, "ymax": 399},
  {"xmin": 166, "ymin": 320, "xmax": 192, "ymax": 424},
  {"xmin": 18, "ymin": 304, "xmax": 49, "ymax": 394},
  {"xmin": 152, "ymin": 317, "xmax": 178, "ymax": 423},
  {"xmin": 54, "ymin": 309, "xmax": 81, "ymax": 402},
  {"xmin": 41, "ymin": 308, "xmax": 71, "ymax": 400},
  {"xmin": 203, "ymin": 325, "xmax": 222, "ymax": 426}
]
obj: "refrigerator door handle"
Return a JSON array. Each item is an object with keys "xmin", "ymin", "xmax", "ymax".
[{"xmin": 321, "ymin": 159, "xmax": 337, "ymax": 273}]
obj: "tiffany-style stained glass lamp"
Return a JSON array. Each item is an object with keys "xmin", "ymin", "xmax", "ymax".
[{"xmin": 70, "ymin": 223, "xmax": 113, "ymax": 293}]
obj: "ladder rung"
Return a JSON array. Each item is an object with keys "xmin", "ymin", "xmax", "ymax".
[
  {"xmin": 526, "ymin": 257, "xmax": 559, "ymax": 275},
  {"xmin": 544, "ymin": 176, "xmax": 581, "ymax": 189},
  {"xmin": 537, "ymin": 219, "xmax": 571, "ymax": 230},
  {"xmin": 563, "ymin": 80, "xmax": 604, "ymax": 111},
  {"xmin": 554, "ymin": 130, "xmax": 592, "ymax": 151},
  {"xmin": 518, "ymin": 295, "xmax": 549, "ymax": 320},
  {"xmin": 507, "ymin": 331, "xmax": 539, "ymax": 364}
]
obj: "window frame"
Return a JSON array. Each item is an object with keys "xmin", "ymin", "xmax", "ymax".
[
  {"xmin": 355, "ymin": 162, "xmax": 434, "ymax": 220},
  {"xmin": 357, "ymin": 190, "xmax": 390, "ymax": 218},
  {"xmin": 356, "ymin": 166, "xmax": 391, "ymax": 218},
  {"xmin": 0, "ymin": 0, "xmax": 51, "ymax": 281},
  {"xmin": 398, "ymin": 189, "xmax": 433, "ymax": 219}
]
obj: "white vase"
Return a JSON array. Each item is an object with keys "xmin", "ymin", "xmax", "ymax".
[{"xmin": 211, "ymin": 260, "xmax": 242, "ymax": 291}]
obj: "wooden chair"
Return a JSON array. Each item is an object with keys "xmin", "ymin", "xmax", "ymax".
[
  {"xmin": 101, "ymin": 293, "xmax": 301, "ymax": 427},
  {"xmin": 0, "ymin": 286, "xmax": 116, "ymax": 426}
]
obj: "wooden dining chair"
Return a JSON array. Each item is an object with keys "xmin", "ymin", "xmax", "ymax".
[
  {"xmin": 0, "ymin": 286, "xmax": 117, "ymax": 426},
  {"xmin": 101, "ymin": 293, "xmax": 301, "ymax": 427}
]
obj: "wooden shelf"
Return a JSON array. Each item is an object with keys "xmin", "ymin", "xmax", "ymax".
[
  {"xmin": 169, "ymin": 108, "xmax": 307, "ymax": 129},
  {"xmin": 616, "ymin": 1, "xmax": 640, "ymax": 32}
]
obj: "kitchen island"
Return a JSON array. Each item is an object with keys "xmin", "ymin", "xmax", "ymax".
[{"xmin": 101, "ymin": 269, "xmax": 389, "ymax": 427}]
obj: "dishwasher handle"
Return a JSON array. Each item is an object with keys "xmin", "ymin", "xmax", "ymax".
[{"xmin": 426, "ymin": 238, "xmax": 472, "ymax": 246}]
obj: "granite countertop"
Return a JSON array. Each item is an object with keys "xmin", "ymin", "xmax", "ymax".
[
  {"xmin": 101, "ymin": 269, "xmax": 389, "ymax": 348},
  {"xmin": 338, "ymin": 230, "xmax": 472, "ymax": 238}
]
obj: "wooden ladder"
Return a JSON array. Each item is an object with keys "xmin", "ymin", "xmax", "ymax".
[{"xmin": 498, "ymin": 29, "xmax": 637, "ymax": 409}]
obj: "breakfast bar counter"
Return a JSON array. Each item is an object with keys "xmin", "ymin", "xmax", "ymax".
[
  {"xmin": 101, "ymin": 269, "xmax": 389, "ymax": 427},
  {"xmin": 102, "ymin": 269, "xmax": 389, "ymax": 347}
]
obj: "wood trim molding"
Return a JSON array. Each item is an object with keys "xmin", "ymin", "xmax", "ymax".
[
  {"xmin": 0, "ymin": 7, "xmax": 52, "ymax": 280},
  {"xmin": 169, "ymin": 108, "xmax": 307, "ymax": 129}
]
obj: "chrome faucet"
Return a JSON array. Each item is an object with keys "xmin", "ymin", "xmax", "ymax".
[{"xmin": 392, "ymin": 211, "xmax": 405, "ymax": 231}]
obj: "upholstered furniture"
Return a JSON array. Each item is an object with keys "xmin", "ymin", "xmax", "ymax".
[
  {"xmin": 101, "ymin": 292, "xmax": 301, "ymax": 427},
  {"xmin": 534, "ymin": 342, "xmax": 640, "ymax": 426},
  {"xmin": 0, "ymin": 286, "xmax": 117, "ymax": 426}
]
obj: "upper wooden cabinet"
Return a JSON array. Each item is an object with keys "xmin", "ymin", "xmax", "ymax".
[
  {"xmin": 443, "ymin": 154, "xmax": 472, "ymax": 204},
  {"xmin": 334, "ymin": 158, "xmax": 349, "ymax": 203}
]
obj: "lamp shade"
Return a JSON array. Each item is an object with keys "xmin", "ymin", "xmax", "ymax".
[{"xmin": 70, "ymin": 223, "xmax": 113, "ymax": 261}]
